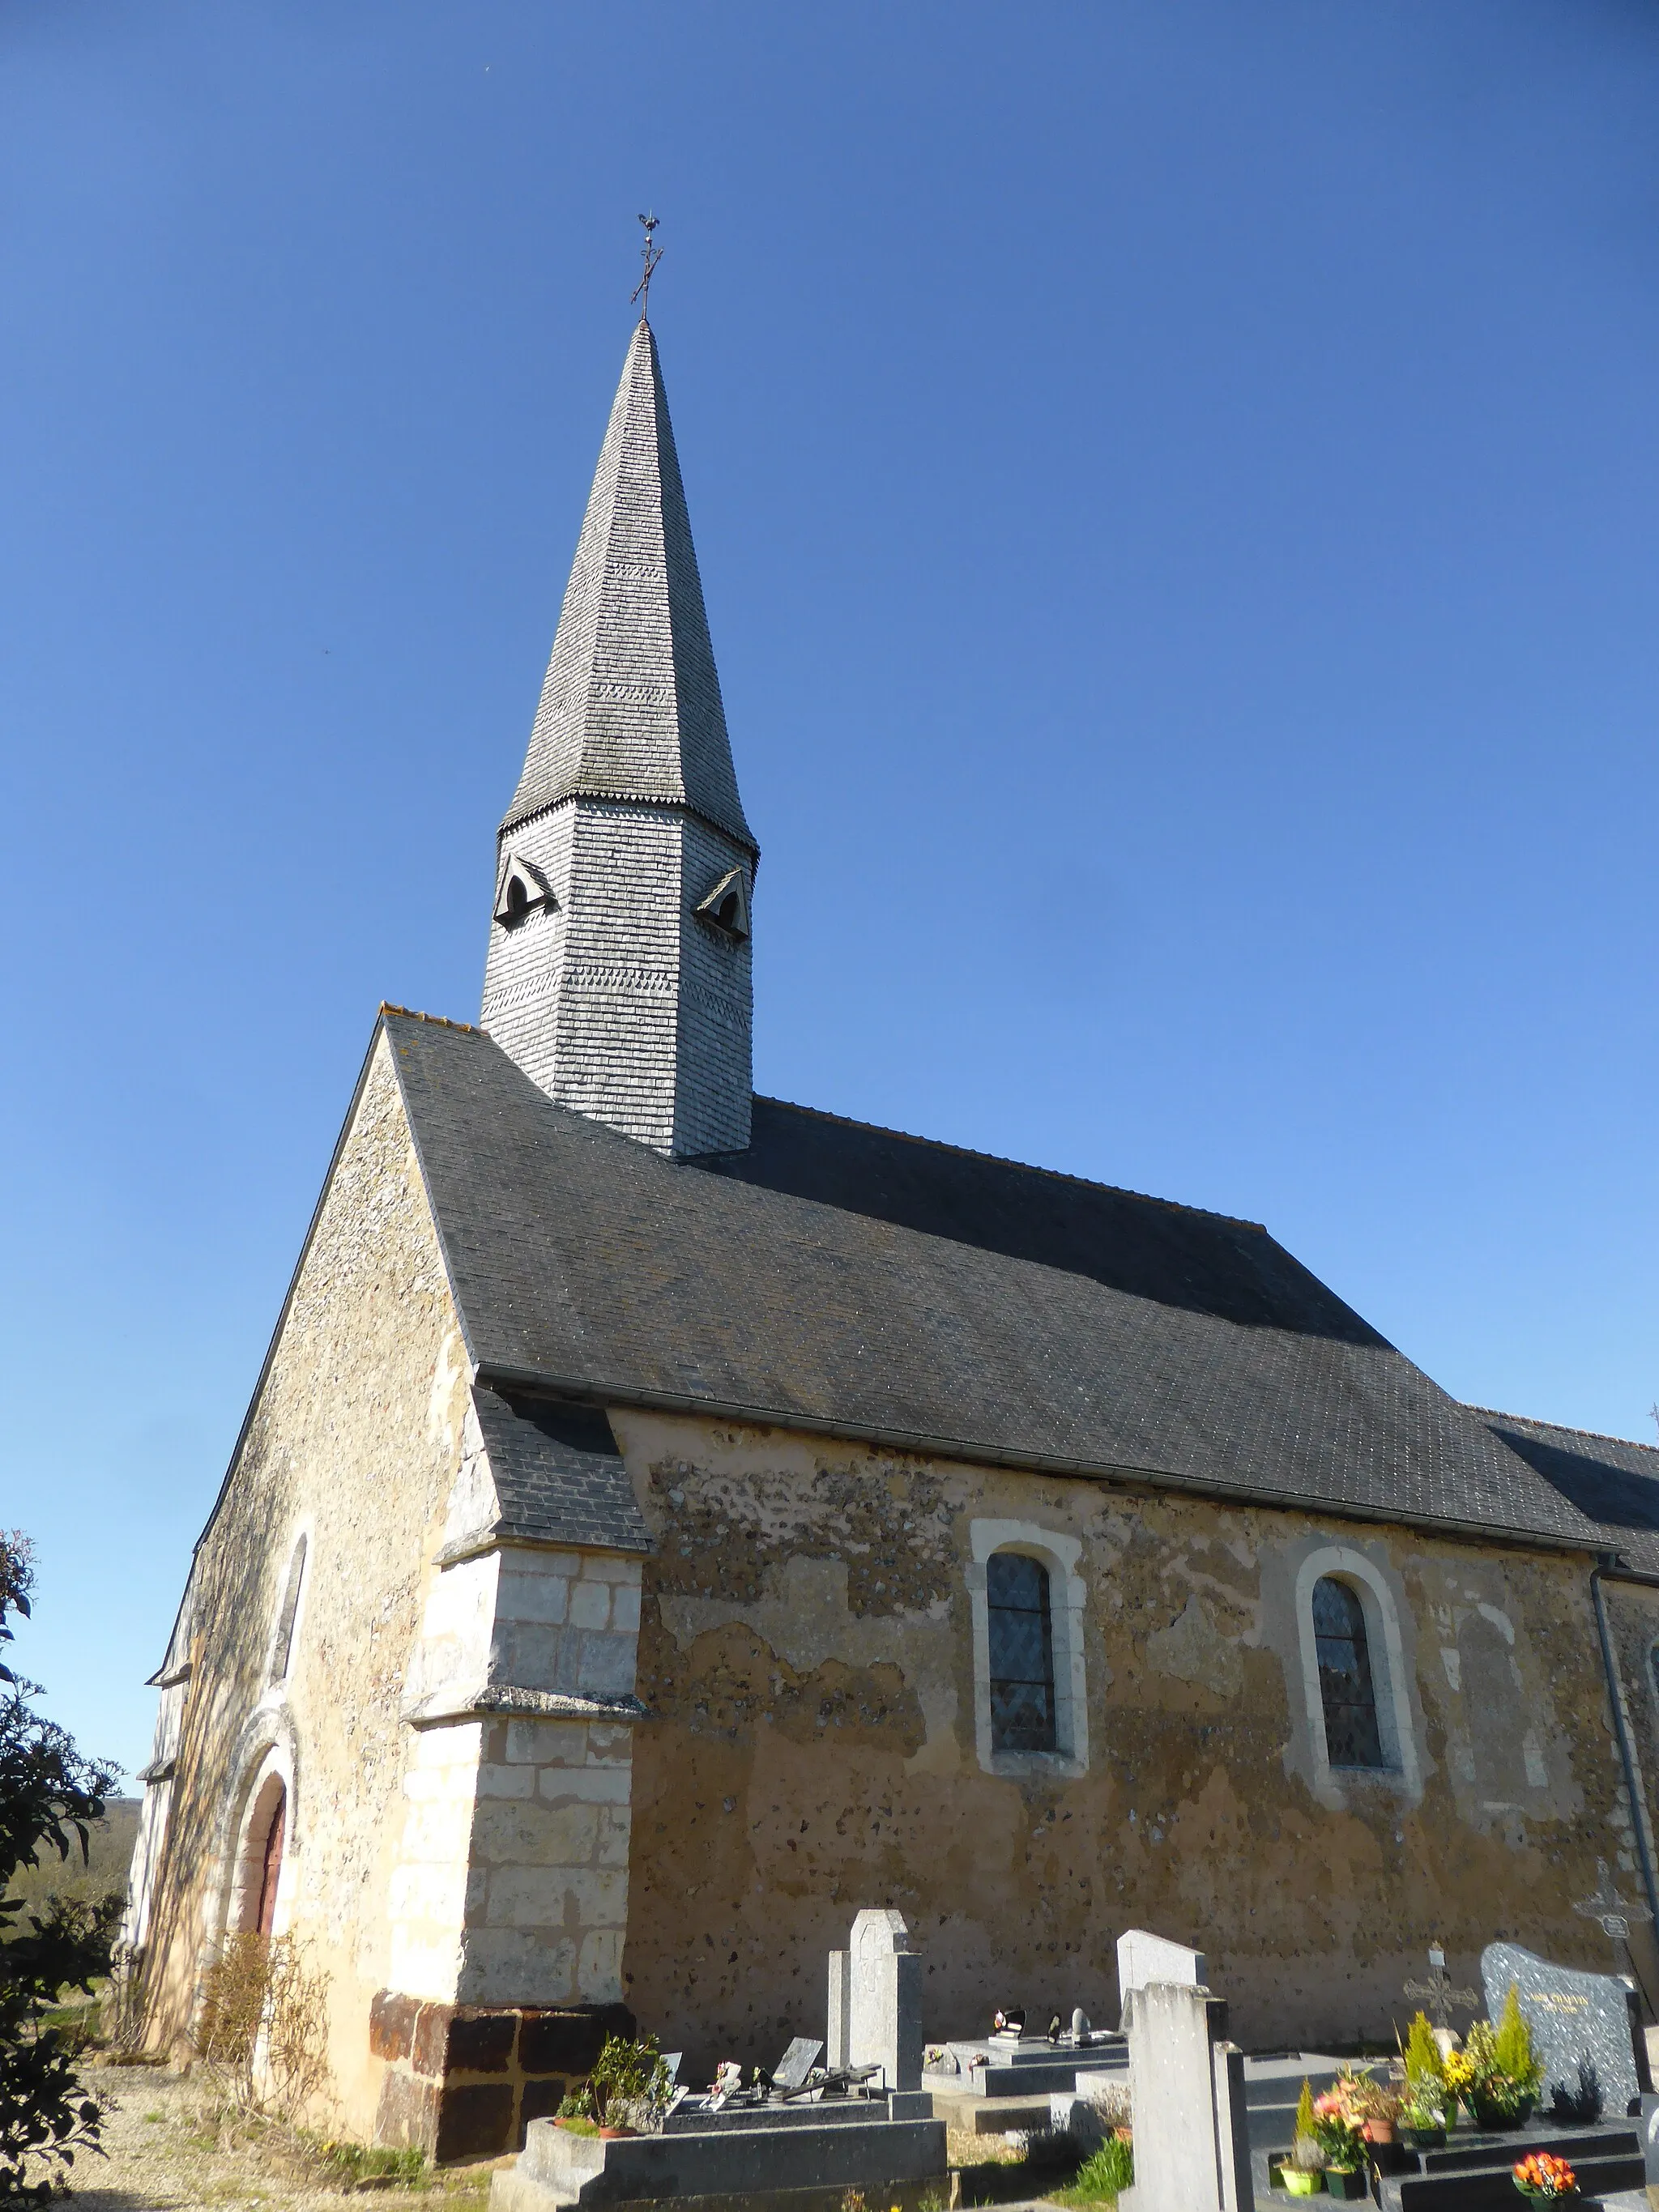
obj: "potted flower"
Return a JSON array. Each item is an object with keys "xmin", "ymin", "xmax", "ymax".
[
  {"xmin": 1311, "ymin": 2086, "xmax": 1367, "ymax": 2199},
  {"xmin": 1401, "ymin": 2013, "xmax": 1448, "ymax": 2146},
  {"xmin": 1354, "ymin": 2082, "xmax": 1400, "ymax": 2146},
  {"xmin": 1512, "ymin": 2150, "xmax": 1578, "ymax": 2202},
  {"xmin": 1397, "ymin": 2092, "xmax": 1446, "ymax": 2152},
  {"xmin": 1442, "ymin": 2044, "xmax": 1476, "ymax": 2125},
  {"xmin": 1283, "ymin": 2137, "xmax": 1326, "ymax": 2197},
  {"xmin": 1464, "ymin": 1992, "xmax": 1542, "ymax": 2132},
  {"xmin": 557, "ymin": 2033, "xmax": 674, "ymax": 2139}
]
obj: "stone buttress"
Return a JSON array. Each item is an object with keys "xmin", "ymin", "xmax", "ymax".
[{"xmin": 373, "ymin": 1386, "xmax": 650, "ymax": 2158}]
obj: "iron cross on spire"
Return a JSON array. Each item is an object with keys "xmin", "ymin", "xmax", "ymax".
[
  {"xmin": 631, "ymin": 213, "xmax": 663, "ymax": 321},
  {"xmin": 1403, "ymin": 1943, "xmax": 1478, "ymax": 2032}
]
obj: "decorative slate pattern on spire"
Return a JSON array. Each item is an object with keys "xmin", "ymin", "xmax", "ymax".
[{"xmin": 503, "ymin": 321, "xmax": 754, "ymax": 854}]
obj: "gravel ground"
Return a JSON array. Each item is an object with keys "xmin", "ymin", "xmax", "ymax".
[
  {"xmin": 63, "ymin": 2068, "xmax": 496, "ymax": 2212},
  {"xmin": 58, "ymin": 2069, "xmax": 1068, "ymax": 2212}
]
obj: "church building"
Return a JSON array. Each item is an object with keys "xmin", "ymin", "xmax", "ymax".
[{"xmin": 125, "ymin": 307, "xmax": 1659, "ymax": 2160}]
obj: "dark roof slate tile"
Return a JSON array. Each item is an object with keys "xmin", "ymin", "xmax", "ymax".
[{"xmin": 384, "ymin": 1012, "xmax": 1614, "ymax": 1554}]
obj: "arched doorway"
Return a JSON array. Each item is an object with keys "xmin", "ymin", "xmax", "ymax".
[{"xmin": 253, "ymin": 1785, "xmax": 285, "ymax": 1937}]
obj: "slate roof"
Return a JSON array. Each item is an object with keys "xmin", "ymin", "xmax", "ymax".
[
  {"xmin": 501, "ymin": 320, "xmax": 756, "ymax": 854},
  {"xmin": 1475, "ymin": 1409, "xmax": 1659, "ymax": 1575},
  {"xmin": 382, "ymin": 1011, "xmax": 1639, "ymax": 1558},
  {"xmin": 470, "ymin": 1384, "xmax": 650, "ymax": 1554}
]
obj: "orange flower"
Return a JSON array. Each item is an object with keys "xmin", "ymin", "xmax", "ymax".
[{"xmin": 1512, "ymin": 2150, "xmax": 1576, "ymax": 2197}]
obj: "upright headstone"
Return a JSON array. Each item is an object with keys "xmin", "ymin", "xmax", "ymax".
[
  {"xmin": 1482, "ymin": 1941, "xmax": 1643, "ymax": 2116},
  {"xmin": 1119, "ymin": 1981, "xmax": 1252, "ymax": 2212},
  {"xmin": 1115, "ymin": 1929, "xmax": 1207, "ymax": 2029},
  {"xmin": 827, "ymin": 1950, "xmax": 850, "ymax": 2069},
  {"xmin": 846, "ymin": 1908, "xmax": 923, "ymax": 2093}
]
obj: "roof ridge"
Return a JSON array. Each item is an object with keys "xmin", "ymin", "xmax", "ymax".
[
  {"xmin": 750, "ymin": 1093, "xmax": 1268, "ymax": 1234},
  {"xmin": 1472, "ymin": 1404, "xmax": 1659, "ymax": 1457},
  {"xmin": 381, "ymin": 1003, "xmax": 480, "ymax": 1034}
]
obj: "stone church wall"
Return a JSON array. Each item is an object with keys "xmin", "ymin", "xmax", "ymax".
[
  {"xmin": 610, "ymin": 1409, "xmax": 1643, "ymax": 2073},
  {"xmin": 134, "ymin": 1030, "xmax": 475, "ymax": 2141}
]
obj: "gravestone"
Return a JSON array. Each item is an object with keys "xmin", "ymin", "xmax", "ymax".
[
  {"xmin": 1118, "ymin": 1980, "xmax": 1252, "ymax": 2212},
  {"xmin": 1482, "ymin": 1940, "xmax": 1642, "ymax": 2116},
  {"xmin": 847, "ymin": 1907, "xmax": 923, "ymax": 2093},
  {"xmin": 827, "ymin": 1949, "xmax": 849, "ymax": 2069},
  {"xmin": 1116, "ymin": 1928, "xmax": 1207, "ymax": 2030},
  {"xmin": 771, "ymin": 2037, "xmax": 823, "ymax": 2093}
]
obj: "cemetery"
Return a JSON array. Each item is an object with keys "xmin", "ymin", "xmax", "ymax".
[{"xmin": 488, "ymin": 1911, "xmax": 1659, "ymax": 2212}]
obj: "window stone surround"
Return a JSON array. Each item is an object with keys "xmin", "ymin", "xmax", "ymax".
[
  {"xmin": 1290, "ymin": 1542, "xmax": 1422, "ymax": 1809},
  {"xmin": 966, "ymin": 1518, "xmax": 1088, "ymax": 1779}
]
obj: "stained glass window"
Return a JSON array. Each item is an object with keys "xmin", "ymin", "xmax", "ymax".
[
  {"xmin": 988, "ymin": 1551, "xmax": 1056, "ymax": 1752},
  {"xmin": 1313, "ymin": 1575, "xmax": 1384, "ymax": 1768}
]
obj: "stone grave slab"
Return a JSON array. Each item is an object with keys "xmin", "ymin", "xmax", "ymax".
[
  {"xmin": 1482, "ymin": 1939, "xmax": 1641, "ymax": 2117},
  {"xmin": 770, "ymin": 2037, "xmax": 822, "ymax": 2093}
]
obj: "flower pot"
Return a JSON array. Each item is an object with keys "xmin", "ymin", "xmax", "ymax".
[
  {"xmin": 1405, "ymin": 2127, "xmax": 1446, "ymax": 2152},
  {"xmin": 1364, "ymin": 2121, "xmax": 1395, "ymax": 2146},
  {"xmin": 1469, "ymin": 2094, "xmax": 1534, "ymax": 2133},
  {"xmin": 597, "ymin": 2127, "xmax": 638, "ymax": 2140},
  {"xmin": 1282, "ymin": 2172, "xmax": 1324, "ymax": 2197},
  {"xmin": 1325, "ymin": 2169, "xmax": 1367, "ymax": 2201}
]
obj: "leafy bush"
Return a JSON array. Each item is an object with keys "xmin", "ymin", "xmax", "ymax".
[
  {"xmin": 1, "ymin": 1532, "xmax": 122, "ymax": 2203},
  {"xmin": 564, "ymin": 2035, "xmax": 672, "ymax": 2131}
]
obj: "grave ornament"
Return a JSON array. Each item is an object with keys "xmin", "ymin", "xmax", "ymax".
[
  {"xmin": 1481, "ymin": 1940, "xmax": 1643, "ymax": 2119},
  {"xmin": 992, "ymin": 2007, "xmax": 1025, "ymax": 2040},
  {"xmin": 1403, "ymin": 1943, "xmax": 1478, "ymax": 2033},
  {"xmin": 770, "ymin": 2038, "xmax": 824, "ymax": 2095},
  {"xmin": 1573, "ymin": 1858, "xmax": 1655, "ymax": 2001}
]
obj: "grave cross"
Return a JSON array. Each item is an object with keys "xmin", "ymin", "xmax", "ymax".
[
  {"xmin": 1573, "ymin": 1859, "xmax": 1652, "ymax": 1945},
  {"xmin": 1573, "ymin": 1858, "xmax": 1653, "ymax": 2000},
  {"xmin": 1403, "ymin": 1943, "xmax": 1478, "ymax": 2031}
]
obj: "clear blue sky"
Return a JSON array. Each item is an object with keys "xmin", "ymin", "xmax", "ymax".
[{"xmin": 6, "ymin": 2, "xmax": 1659, "ymax": 1782}]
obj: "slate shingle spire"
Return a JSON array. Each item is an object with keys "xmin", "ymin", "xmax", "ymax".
[{"xmin": 482, "ymin": 320, "xmax": 757, "ymax": 1158}]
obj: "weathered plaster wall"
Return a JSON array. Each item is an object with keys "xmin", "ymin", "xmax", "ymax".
[
  {"xmin": 138, "ymin": 1030, "xmax": 473, "ymax": 2137},
  {"xmin": 612, "ymin": 1410, "xmax": 1638, "ymax": 2073}
]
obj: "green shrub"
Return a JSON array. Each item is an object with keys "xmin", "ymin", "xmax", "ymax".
[
  {"xmin": 1294, "ymin": 2078, "xmax": 1316, "ymax": 2143},
  {"xmin": 1068, "ymin": 2135, "xmax": 1133, "ymax": 2202},
  {"xmin": 562, "ymin": 2036, "xmax": 672, "ymax": 2130},
  {"xmin": 309, "ymin": 2137, "xmax": 427, "ymax": 2187},
  {"xmin": 1492, "ymin": 1983, "xmax": 1541, "ymax": 2092},
  {"xmin": 1404, "ymin": 2011, "xmax": 1444, "ymax": 2096}
]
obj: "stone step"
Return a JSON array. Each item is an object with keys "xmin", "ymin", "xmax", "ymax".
[
  {"xmin": 1384, "ymin": 2150, "xmax": 1646, "ymax": 2211},
  {"xmin": 926, "ymin": 2089, "xmax": 1056, "ymax": 2136},
  {"xmin": 1418, "ymin": 2126, "xmax": 1640, "ymax": 2176}
]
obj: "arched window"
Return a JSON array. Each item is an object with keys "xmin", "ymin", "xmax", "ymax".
[
  {"xmin": 987, "ymin": 1552, "xmax": 1056, "ymax": 1752},
  {"xmin": 1312, "ymin": 1575, "xmax": 1384, "ymax": 1769},
  {"xmin": 270, "ymin": 1537, "xmax": 307, "ymax": 1683}
]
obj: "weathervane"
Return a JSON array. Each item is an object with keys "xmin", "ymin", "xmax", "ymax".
[
  {"xmin": 631, "ymin": 213, "xmax": 663, "ymax": 320},
  {"xmin": 1403, "ymin": 1943, "xmax": 1478, "ymax": 2032}
]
